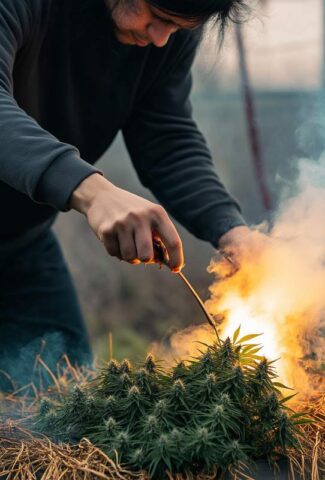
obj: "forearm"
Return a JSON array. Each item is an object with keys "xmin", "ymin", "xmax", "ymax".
[
  {"xmin": 124, "ymin": 119, "xmax": 246, "ymax": 246},
  {"xmin": 0, "ymin": 88, "xmax": 99, "ymax": 209}
]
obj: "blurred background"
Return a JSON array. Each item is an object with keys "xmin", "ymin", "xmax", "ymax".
[{"xmin": 54, "ymin": 0, "xmax": 324, "ymax": 363}]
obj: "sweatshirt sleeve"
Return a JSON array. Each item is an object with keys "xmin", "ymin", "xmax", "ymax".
[
  {"xmin": 0, "ymin": 0, "xmax": 100, "ymax": 211},
  {"xmin": 122, "ymin": 29, "xmax": 246, "ymax": 247}
]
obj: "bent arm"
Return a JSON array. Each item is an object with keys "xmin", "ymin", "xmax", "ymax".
[
  {"xmin": 123, "ymin": 29, "xmax": 246, "ymax": 247},
  {"xmin": 0, "ymin": 0, "xmax": 99, "ymax": 211}
]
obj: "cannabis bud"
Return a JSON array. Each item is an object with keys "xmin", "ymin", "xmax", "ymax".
[
  {"xmin": 128, "ymin": 385, "xmax": 141, "ymax": 399},
  {"xmin": 144, "ymin": 354, "xmax": 156, "ymax": 373},
  {"xmin": 119, "ymin": 373, "xmax": 132, "ymax": 389},
  {"xmin": 205, "ymin": 372, "xmax": 218, "ymax": 394},
  {"xmin": 200, "ymin": 351, "xmax": 214, "ymax": 373},
  {"xmin": 172, "ymin": 361, "xmax": 187, "ymax": 380},
  {"xmin": 129, "ymin": 447, "xmax": 145, "ymax": 467},
  {"xmin": 142, "ymin": 414, "xmax": 160, "ymax": 437},
  {"xmin": 153, "ymin": 399, "xmax": 169, "ymax": 418},
  {"xmin": 114, "ymin": 431, "xmax": 131, "ymax": 454},
  {"xmin": 104, "ymin": 417, "xmax": 118, "ymax": 436},
  {"xmin": 105, "ymin": 395, "xmax": 117, "ymax": 408},
  {"xmin": 72, "ymin": 385, "xmax": 86, "ymax": 404},
  {"xmin": 85, "ymin": 395, "xmax": 96, "ymax": 415},
  {"xmin": 106, "ymin": 359, "xmax": 120, "ymax": 375},
  {"xmin": 39, "ymin": 397, "xmax": 52, "ymax": 416},
  {"xmin": 171, "ymin": 379, "xmax": 185, "ymax": 394},
  {"xmin": 120, "ymin": 359, "xmax": 132, "ymax": 374}
]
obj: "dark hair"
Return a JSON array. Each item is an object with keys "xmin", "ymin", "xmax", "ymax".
[{"xmin": 147, "ymin": 0, "xmax": 250, "ymax": 36}]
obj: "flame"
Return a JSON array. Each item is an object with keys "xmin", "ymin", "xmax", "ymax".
[
  {"xmin": 208, "ymin": 182, "xmax": 325, "ymax": 396},
  {"xmin": 207, "ymin": 241, "xmax": 311, "ymax": 393},
  {"xmin": 152, "ymin": 160, "xmax": 325, "ymax": 399}
]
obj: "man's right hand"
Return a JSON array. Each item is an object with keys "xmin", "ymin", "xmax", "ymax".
[{"xmin": 69, "ymin": 173, "xmax": 184, "ymax": 272}]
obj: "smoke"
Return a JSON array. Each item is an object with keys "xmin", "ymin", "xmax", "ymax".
[
  {"xmin": 152, "ymin": 103, "xmax": 325, "ymax": 397},
  {"xmin": 151, "ymin": 324, "xmax": 214, "ymax": 368},
  {"xmin": 0, "ymin": 331, "xmax": 92, "ymax": 394}
]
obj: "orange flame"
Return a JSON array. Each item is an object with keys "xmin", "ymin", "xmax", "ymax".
[
  {"xmin": 206, "ymin": 179, "xmax": 325, "ymax": 397},
  {"xmin": 153, "ymin": 161, "xmax": 325, "ymax": 399},
  {"xmin": 207, "ymin": 243, "xmax": 311, "ymax": 394}
]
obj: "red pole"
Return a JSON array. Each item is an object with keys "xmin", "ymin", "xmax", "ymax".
[{"xmin": 235, "ymin": 23, "xmax": 272, "ymax": 211}]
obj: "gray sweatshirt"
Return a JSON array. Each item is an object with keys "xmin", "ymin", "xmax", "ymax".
[{"xmin": 0, "ymin": 0, "xmax": 245, "ymax": 245}]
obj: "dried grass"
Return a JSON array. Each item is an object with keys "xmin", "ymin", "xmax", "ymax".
[
  {"xmin": 0, "ymin": 422, "xmax": 142, "ymax": 480},
  {"xmin": 286, "ymin": 392, "xmax": 325, "ymax": 480}
]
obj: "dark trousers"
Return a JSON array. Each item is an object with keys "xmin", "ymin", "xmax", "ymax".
[{"xmin": 0, "ymin": 228, "xmax": 92, "ymax": 392}]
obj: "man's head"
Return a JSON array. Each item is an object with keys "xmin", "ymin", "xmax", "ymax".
[{"xmin": 107, "ymin": 0, "xmax": 248, "ymax": 48}]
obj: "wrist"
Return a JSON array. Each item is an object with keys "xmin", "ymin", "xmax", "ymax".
[
  {"xmin": 69, "ymin": 172, "xmax": 111, "ymax": 214},
  {"xmin": 218, "ymin": 225, "xmax": 251, "ymax": 249}
]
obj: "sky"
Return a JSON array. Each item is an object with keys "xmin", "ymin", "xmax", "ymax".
[{"xmin": 197, "ymin": 0, "xmax": 323, "ymax": 90}]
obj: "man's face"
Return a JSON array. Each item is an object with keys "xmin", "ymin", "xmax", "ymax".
[{"xmin": 106, "ymin": 0, "xmax": 199, "ymax": 48}]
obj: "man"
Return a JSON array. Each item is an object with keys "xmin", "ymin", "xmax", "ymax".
[{"xmin": 0, "ymin": 0, "xmax": 253, "ymax": 389}]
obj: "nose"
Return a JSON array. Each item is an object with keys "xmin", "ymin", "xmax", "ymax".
[{"xmin": 147, "ymin": 21, "xmax": 178, "ymax": 48}]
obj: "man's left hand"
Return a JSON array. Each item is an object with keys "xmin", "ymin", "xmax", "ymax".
[{"xmin": 218, "ymin": 225, "xmax": 269, "ymax": 266}]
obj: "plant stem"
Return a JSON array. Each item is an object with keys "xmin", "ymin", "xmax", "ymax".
[{"xmin": 177, "ymin": 271, "xmax": 221, "ymax": 343}]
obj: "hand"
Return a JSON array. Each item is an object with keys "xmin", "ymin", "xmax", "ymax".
[
  {"xmin": 69, "ymin": 173, "xmax": 184, "ymax": 272},
  {"xmin": 218, "ymin": 225, "xmax": 270, "ymax": 267}
]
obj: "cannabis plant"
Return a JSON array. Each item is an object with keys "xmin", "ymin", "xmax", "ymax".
[{"xmin": 35, "ymin": 328, "xmax": 309, "ymax": 479}]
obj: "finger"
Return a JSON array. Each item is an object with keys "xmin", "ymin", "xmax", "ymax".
[
  {"xmin": 218, "ymin": 249, "xmax": 239, "ymax": 277},
  {"xmin": 134, "ymin": 225, "xmax": 154, "ymax": 263},
  {"xmin": 102, "ymin": 232, "xmax": 122, "ymax": 259},
  {"xmin": 117, "ymin": 228, "xmax": 138, "ymax": 263},
  {"xmin": 154, "ymin": 220, "xmax": 184, "ymax": 272}
]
